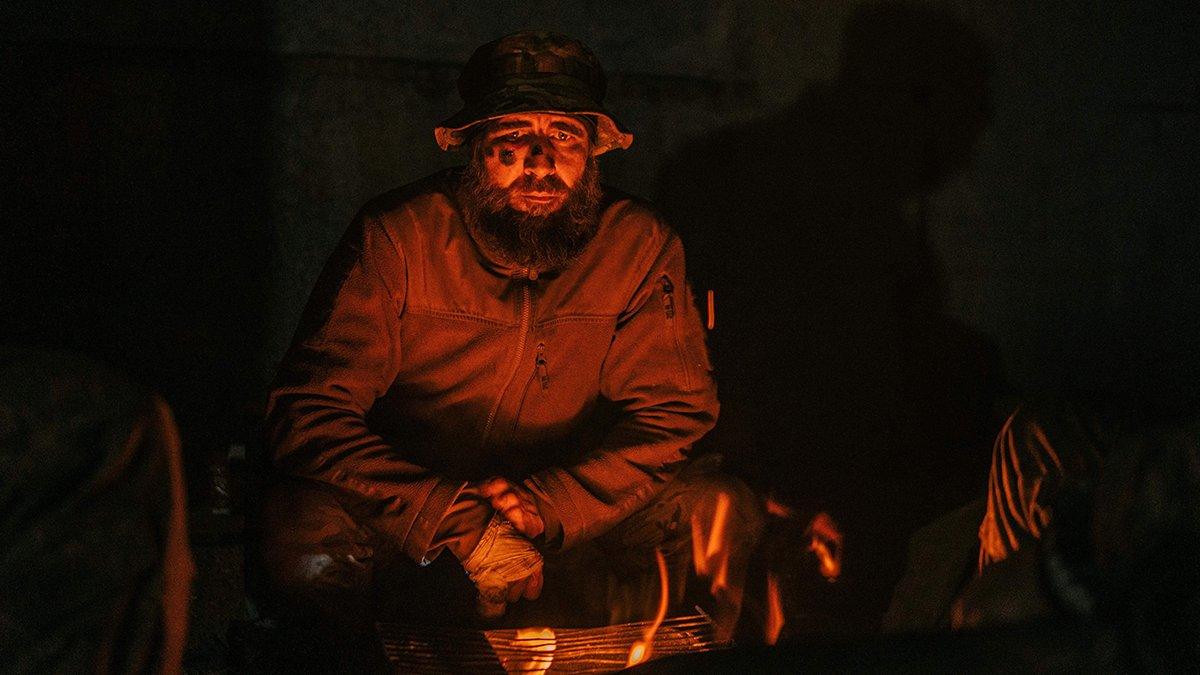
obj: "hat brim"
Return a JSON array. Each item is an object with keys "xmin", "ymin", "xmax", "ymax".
[{"xmin": 434, "ymin": 76, "xmax": 633, "ymax": 156}]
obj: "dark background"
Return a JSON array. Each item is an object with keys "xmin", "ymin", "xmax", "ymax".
[{"xmin": 3, "ymin": 0, "xmax": 1198, "ymax": 644}]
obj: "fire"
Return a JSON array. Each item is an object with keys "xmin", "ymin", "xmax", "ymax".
[
  {"xmin": 516, "ymin": 627, "xmax": 555, "ymax": 673},
  {"xmin": 627, "ymin": 642, "xmax": 647, "ymax": 667},
  {"xmin": 492, "ymin": 627, "xmax": 556, "ymax": 674},
  {"xmin": 765, "ymin": 573, "xmax": 784, "ymax": 645},
  {"xmin": 626, "ymin": 548, "xmax": 670, "ymax": 668},
  {"xmin": 765, "ymin": 496, "xmax": 794, "ymax": 519},
  {"xmin": 706, "ymin": 492, "xmax": 730, "ymax": 560},
  {"xmin": 710, "ymin": 551, "xmax": 729, "ymax": 595},
  {"xmin": 691, "ymin": 491, "xmax": 730, "ymax": 578},
  {"xmin": 806, "ymin": 511, "xmax": 842, "ymax": 582},
  {"xmin": 690, "ymin": 513, "xmax": 707, "ymax": 574}
]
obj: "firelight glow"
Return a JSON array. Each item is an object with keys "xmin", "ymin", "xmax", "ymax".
[
  {"xmin": 765, "ymin": 496, "xmax": 795, "ymax": 519},
  {"xmin": 626, "ymin": 548, "xmax": 670, "ymax": 668},
  {"xmin": 691, "ymin": 491, "xmax": 731, "ymax": 577},
  {"xmin": 765, "ymin": 572, "xmax": 785, "ymax": 645},
  {"xmin": 511, "ymin": 627, "xmax": 555, "ymax": 674},
  {"xmin": 691, "ymin": 491, "xmax": 733, "ymax": 596},
  {"xmin": 806, "ymin": 511, "xmax": 843, "ymax": 582}
]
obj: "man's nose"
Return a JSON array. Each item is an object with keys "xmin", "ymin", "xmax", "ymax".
[{"xmin": 523, "ymin": 143, "xmax": 555, "ymax": 180}]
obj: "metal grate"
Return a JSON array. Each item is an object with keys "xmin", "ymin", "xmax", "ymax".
[{"xmin": 377, "ymin": 613, "xmax": 725, "ymax": 673}]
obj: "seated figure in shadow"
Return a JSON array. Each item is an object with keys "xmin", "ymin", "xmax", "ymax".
[
  {"xmin": 886, "ymin": 391, "xmax": 1199, "ymax": 671},
  {"xmin": 0, "ymin": 346, "xmax": 193, "ymax": 673}
]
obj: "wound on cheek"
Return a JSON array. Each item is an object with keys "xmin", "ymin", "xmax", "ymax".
[{"xmin": 499, "ymin": 148, "xmax": 516, "ymax": 165}]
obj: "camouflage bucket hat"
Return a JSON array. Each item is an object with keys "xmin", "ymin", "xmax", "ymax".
[{"xmin": 434, "ymin": 30, "xmax": 634, "ymax": 156}]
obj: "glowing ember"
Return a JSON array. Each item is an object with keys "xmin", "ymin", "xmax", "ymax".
[
  {"xmin": 515, "ymin": 627, "xmax": 555, "ymax": 674},
  {"xmin": 627, "ymin": 641, "xmax": 648, "ymax": 667},
  {"xmin": 806, "ymin": 511, "xmax": 843, "ymax": 582},
  {"xmin": 490, "ymin": 627, "xmax": 556, "ymax": 674},
  {"xmin": 626, "ymin": 548, "xmax": 670, "ymax": 668},
  {"xmin": 765, "ymin": 573, "xmax": 785, "ymax": 645}
]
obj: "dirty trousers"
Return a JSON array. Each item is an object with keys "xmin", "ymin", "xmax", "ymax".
[{"xmin": 247, "ymin": 456, "xmax": 763, "ymax": 631}]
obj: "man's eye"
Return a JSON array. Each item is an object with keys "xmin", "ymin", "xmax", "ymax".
[
  {"xmin": 505, "ymin": 131, "xmax": 521, "ymax": 141},
  {"xmin": 556, "ymin": 131, "xmax": 572, "ymax": 141}
]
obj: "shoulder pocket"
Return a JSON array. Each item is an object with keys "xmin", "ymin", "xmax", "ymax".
[{"xmin": 660, "ymin": 274, "xmax": 714, "ymax": 391}]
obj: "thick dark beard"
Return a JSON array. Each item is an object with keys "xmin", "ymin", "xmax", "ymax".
[{"xmin": 457, "ymin": 155, "xmax": 602, "ymax": 272}]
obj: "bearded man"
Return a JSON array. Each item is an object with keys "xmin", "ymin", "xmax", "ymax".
[{"xmin": 251, "ymin": 31, "xmax": 761, "ymax": 641}]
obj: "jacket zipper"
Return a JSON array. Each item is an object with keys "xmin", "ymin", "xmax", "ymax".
[
  {"xmin": 660, "ymin": 275, "xmax": 676, "ymax": 318},
  {"xmin": 536, "ymin": 342, "xmax": 550, "ymax": 390},
  {"xmin": 482, "ymin": 278, "xmax": 532, "ymax": 444},
  {"xmin": 660, "ymin": 274, "xmax": 692, "ymax": 389},
  {"xmin": 509, "ymin": 341, "xmax": 550, "ymax": 435}
]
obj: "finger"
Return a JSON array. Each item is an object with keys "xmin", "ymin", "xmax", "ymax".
[
  {"xmin": 491, "ymin": 491, "xmax": 524, "ymax": 514},
  {"xmin": 476, "ymin": 582, "xmax": 508, "ymax": 620},
  {"xmin": 478, "ymin": 477, "xmax": 513, "ymax": 498},
  {"xmin": 491, "ymin": 494, "xmax": 533, "ymax": 534},
  {"xmin": 524, "ymin": 569, "xmax": 543, "ymax": 600},
  {"xmin": 502, "ymin": 507, "xmax": 528, "ymax": 534},
  {"xmin": 506, "ymin": 493, "xmax": 543, "ymax": 538},
  {"xmin": 506, "ymin": 578, "xmax": 525, "ymax": 604},
  {"xmin": 502, "ymin": 507, "xmax": 540, "ymax": 539}
]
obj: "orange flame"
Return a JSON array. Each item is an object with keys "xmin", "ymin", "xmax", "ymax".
[
  {"xmin": 627, "ymin": 642, "xmax": 647, "ymax": 667},
  {"xmin": 706, "ymin": 492, "xmax": 729, "ymax": 560},
  {"xmin": 765, "ymin": 496, "xmax": 794, "ymax": 519},
  {"xmin": 690, "ymin": 513, "xmax": 707, "ymax": 575},
  {"xmin": 765, "ymin": 573, "xmax": 784, "ymax": 645},
  {"xmin": 691, "ymin": 492, "xmax": 730, "ymax": 579},
  {"xmin": 626, "ymin": 548, "xmax": 670, "ymax": 668},
  {"xmin": 806, "ymin": 511, "xmax": 843, "ymax": 582},
  {"xmin": 710, "ymin": 550, "xmax": 729, "ymax": 596}
]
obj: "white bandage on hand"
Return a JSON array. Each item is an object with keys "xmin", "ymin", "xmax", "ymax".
[{"xmin": 462, "ymin": 514, "xmax": 544, "ymax": 618}]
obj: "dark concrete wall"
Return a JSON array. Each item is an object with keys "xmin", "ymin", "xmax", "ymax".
[
  {"xmin": 3, "ymin": 2, "xmax": 277, "ymax": 471},
  {"xmin": 4, "ymin": 1, "xmax": 1197, "ymax": 486}
]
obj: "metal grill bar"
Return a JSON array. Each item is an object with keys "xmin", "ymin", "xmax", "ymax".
[{"xmin": 377, "ymin": 613, "xmax": 724, "ymax": 673}]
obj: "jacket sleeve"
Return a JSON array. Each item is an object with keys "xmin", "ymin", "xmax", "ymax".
[
  {"xmin": 265, "ymin": 213, "xmax": 465, "ymax": 563},
  {"xmin": 525, "ymin": 232, "xmax": 719, "ymax": 550}
]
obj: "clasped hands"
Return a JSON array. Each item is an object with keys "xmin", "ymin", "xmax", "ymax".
[
  {"xmin": 478, "ymin": 476, "xmax": 544, "ymax": 540},
  {"xmin": 460, "ymin": 477, "xmax": 545, "ymax": 618}
]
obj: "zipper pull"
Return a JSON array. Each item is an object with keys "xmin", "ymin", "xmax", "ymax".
[
  {"xmin": 660, "ymin": 275, "xmax": 675, "ymax": 318},
  {"xmin": 536, "ymin": 342, "xmax": 550, "ymax": 389}
]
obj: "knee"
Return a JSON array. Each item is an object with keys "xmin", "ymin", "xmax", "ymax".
[
  {"xmin": 664, "ymin": 468, "xmax": 766, "ymax": 553},
  {"xmin": 246, "ymin": 478, "xmax": 374, "ymax": 622},
  {"xmin": 256, "ymin": 478, "xmax": 371, "ymax": 543}
]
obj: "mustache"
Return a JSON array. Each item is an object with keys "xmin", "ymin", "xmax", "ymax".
[{"xmin": 509, "ymin": 174, "xmax": 569, "ymax": 194}]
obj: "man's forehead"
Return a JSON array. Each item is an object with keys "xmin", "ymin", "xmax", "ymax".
[{"xmin": 489, "ymin": 113, "xmax": 589, "ymax": 133}]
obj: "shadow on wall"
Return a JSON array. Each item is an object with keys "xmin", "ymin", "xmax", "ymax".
[
  {"xmin": 1, "ymin": 8, "xmax": 276, "ymax": 484},
  {"xmin": 657, "ymin": 2, "xmax": 1003, "ymax": 634}
]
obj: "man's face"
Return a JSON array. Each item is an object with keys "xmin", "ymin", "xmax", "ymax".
[{"xmin": 476, "ymin": 113, "xmax": 592, "ymax": 216}]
